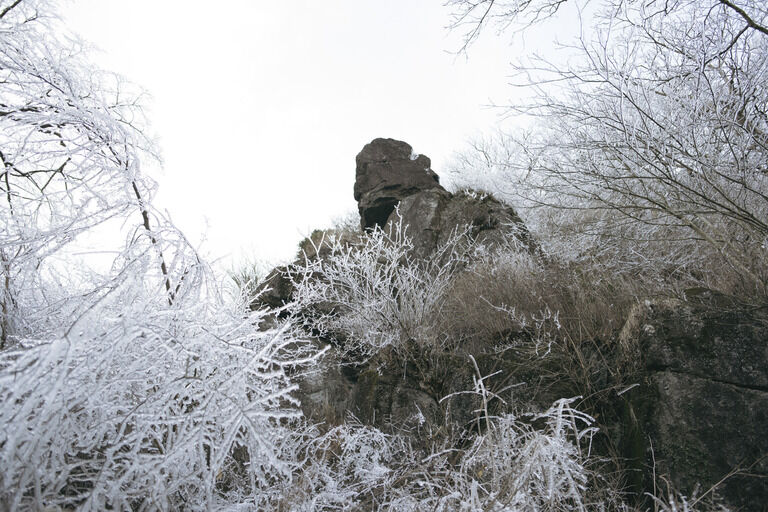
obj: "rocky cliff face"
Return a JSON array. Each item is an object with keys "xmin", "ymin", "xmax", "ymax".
[
  {"xmin": 619, "ymin": 291, "xmax": 768, "ymax": 509},
  {"xmin": 356, "ymin": 137, "xmax": 535, "ymax": 257},
  {"xmin": 256, "ymin": 138, "xmax": 768, "ymax": 510}
]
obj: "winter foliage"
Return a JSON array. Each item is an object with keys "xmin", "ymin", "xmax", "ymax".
[
  {"xmin": 0, "ymin": 1, "xmax": 315, "ymax": 508},
  {"xmin": 289, "ymin": 218, "xmax": 474, "ymax": 363},
  {"xmin": 1, "ymin": 0, "xmax": 763, "ymax": 509},
  {"xmin": 447, "ymin": 0, "xmax": 768, "ymax": 298}
]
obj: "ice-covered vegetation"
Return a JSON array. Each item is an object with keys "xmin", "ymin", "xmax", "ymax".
[
  {"xmin": 446, "ymin": 0, "xmax": 768, "ymax": 300},
  {"xmin": 1, "ymin": 0, "xmax": 765, "ymax": 509},
  {"xmin": 0, "ymin": 1, "xmax": 315, "ymax": 508},
  {"xmin": 289, "ymin": 219, "xmax": 476, "ymax": 363}
]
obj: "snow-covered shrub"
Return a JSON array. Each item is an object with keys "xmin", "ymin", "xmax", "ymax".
[
  {"xmin": 0, "ymin": 2, "xmax": 152, "ymax": 349},
  {"xmin": 279, "ymin": 419, "xmax": 470, "ymax": 511},
  {"xmin": 649, "ymin": 488, "xmax": 733, "ymax": 512},
  {"xmin": 446, "ymin": 0, "xmax": 768, "ymax": 300},
  {"xmin": 0, "ymin": 238, "xmax": 317, "ymax": 510},
  {"xmin": 443, "ymin": 356, "xmax": 602, "ymax": 510},
  {"xmin": 0, "ymin": 2, "xmax": 317, "ymax": 509},
  {"xmin": 289, "ymin": 219, "xmax": 473, "ymax": 363},
  {"xmin": 461, "ymin": 398, "xmax": 597, "ymax": 511},
  {"xmin": 285, "ymin": 421, "xmax": 407, "ymax": 510},
  {"xmin": 275, "ymin": 397, "xmax": 604, "ymax": 511}
]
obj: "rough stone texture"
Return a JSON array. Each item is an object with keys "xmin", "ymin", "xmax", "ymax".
[
  {"xmin": 250, "ymin": 266, "xmax": 293, "ymax": 311},
  {"xmin": 437, "ymin": 191, "xmax": 534, "ymax": 251},
  {"xmin": 647, "ymin": 371, "xmax": 768, "ymax": 505},
  {"xmin": 641, "ymin": 297, "xmax": 768, "ymax": 390},
  {"xmin": 389, "ymin": 189, "xmax": 535, "ymax": 258},
  {"xmin": 387, "ymin": 188, "xmax": 451, "ymax": 258},
  {"xmin": 295, "ymin": 354, "xmax": 447, "ymax": 436},
  {"xmin": 348, "ymin": 368, "xmax": 442, "ymax": 432},
  {"xmin": 251, "ymin": 227, "xmax": 361, "ymax": 312},
  {"xmin": 296, "ymin": 346, "xmax": 354, "ymax": 423},
  {"xmin": 354, "ymin": 138, "xmax": 445, "ymax": 230},
  {"xmin": 352, "ymin": 138, "xmax": 534, "ymax": 257},
  {"xmin": 295, "ymin": 227, "xmax": 361, "ymax": 262},
  {"xmin": 619, "ymin": 295, "xmax": 768, "ymax": 509}
]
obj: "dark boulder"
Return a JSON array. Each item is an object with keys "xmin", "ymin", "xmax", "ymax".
[
  {"xmin": 354, "ymin": 138, "xmax": 446, "ymax": 230},
  {"xmin": 619, "ymin": 293, "xmax": 768, "ymax": 509}
]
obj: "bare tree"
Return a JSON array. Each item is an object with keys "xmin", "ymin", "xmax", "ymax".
[
  {"xmin": 0, "ymin": 1, "xmax": 317, "ymax": 508},
  {"xmin": 447, "ymin": 0, "xmax": 768, "ymax": 296},
  {"xmin": 0, "ymin": 0, "xmax": 181, "ymax": 347}
]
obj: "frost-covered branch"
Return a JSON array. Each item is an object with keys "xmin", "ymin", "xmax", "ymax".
[
  {"xmin": 0, "ymin": 2, "xmax": 319, "ymax": 508},
  {"xmin": 289, "ymin": 218, "xmax": 474, "ymax": 363},
  {"xmin": 447, "ymin": 0, "xmax": 768, "ymax": 296}
]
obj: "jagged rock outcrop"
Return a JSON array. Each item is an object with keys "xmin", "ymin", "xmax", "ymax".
[
  {"xmin": 391, "ymin": 188, "xmax": 536, "ymax": 258},
  {"xmin": 260, "ymin": 138, "xmax": 538, "ymax": 432},
  {"xmin": 257, "ymin": 138, "xmax": 534, "ymax": 311},
  {"xmin": 619, "ymin": 290, "xmax": 768, "ymax": 509},
  {"xmin": 250, "ymin": 228, "xmax": 361, "ymax": 312},
  {"xmin": 355, "ymin": 137, "xmax": 534, "ymax": 257},
  {"xmin": 252, "ymin": 138, "xmax": 768, "ymax": 509},
  {"xmin": 254, "ymin": 265, "xmax": 293, "ymax": 310},
  {"xmin": 354, "ymin": 138, "xmax": 445, "ymax": 230}
]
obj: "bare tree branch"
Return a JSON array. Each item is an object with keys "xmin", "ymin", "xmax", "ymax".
[{"xmin": 719, "ymin": 0, "xmax": 768, "ymax": 36}]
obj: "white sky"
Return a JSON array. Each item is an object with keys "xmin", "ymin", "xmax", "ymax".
[{"xmin": 61, "ymin": 1, "xmax": 553, "ymax": 268}]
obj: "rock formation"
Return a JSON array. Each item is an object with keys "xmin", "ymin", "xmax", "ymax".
[
  {"xmin": 354, "ymin": 138, "xmax": 445, "ymax": 230},
  {"xmin": 355, "ymin": 137, "xmax": 535, "ymax": 257},
  {"xmin": 255, "ymin": 138, "xmax": 534, "ymax": 311},
  {"xmin": 253, "ymin": 138, "xmax": 767, "ymax": 509},
  {"xmin": 391, "ymin": 187, "xmax": 536, "ymax": 258},
  {"xmin": 619, "ymin": 290, "xmax": 768, "ymax": 508}
]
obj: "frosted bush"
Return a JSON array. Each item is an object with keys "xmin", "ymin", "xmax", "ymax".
[
  {"xmin": 269, "ymin": 395, "xmax": 602, "ymax": 511},
  {"xmin": 459, "ymin": 398, "xmax": 597, "ymax": 511},
  {"xmin": 446, "ymin": 0, "xmax": 768, "ymax": 297},
  {"xmin": 0, "ymin": 246, "xmax": 317, "ymax": 510},
  {"xmin": 650, "ymin": 489, "xmax": 734, "ymax": 512},
  {"xmin": 289, "ymin": 218, "xmax": 473, "ymax": 362},
  {"xmin": 282, "ymin": 422, "xmax": 407, "ymax": 510},
  {"xmin": 0, "ymin": 1, "xmax": 321, "ymax": 508}
]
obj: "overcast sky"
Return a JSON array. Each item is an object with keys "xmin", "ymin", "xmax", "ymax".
[{"xmin": 61, "ymin": 1, "xmax": 543, "ymax": 268}]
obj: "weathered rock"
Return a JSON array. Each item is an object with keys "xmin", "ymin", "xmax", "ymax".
[
  {"xmin": 353, "ymin": 139, "xmax": 534, "ymax": 256},
  {"xmin": 437, "ymin": 190, "xmax": 534, "ymax": 251},
  {"xmin": 388, "ymin": 188, "xmax": 451, "ymax": 258},
  {"xmin": 619, "ymin": 294, "xmax": 768, "ymax": 509},
  {"xmin": 250, "ymin": 265, "xmax": 293, "ymax": 311},
  {"xmin": 296, "ymin": 346, "xmax": 354, "ymax": 424},
  {"xmin": 348, "ymin": 368, "xmax": 442, "ymax": 432},
  {"xmin": 646, "ymin": 371, "xmax": 768, "ymax": 504},
  {"xmin": 390, "ymin": 188, "xmax": 535, "ymax": 258},
  {"xmin": 296, "ymin": 227, "xmax": 361, "ymax": 262},
  {"xmin": 354, "ymin": 138, "xmax": 446, "ymax": 230},
  {"xmin": 251, "ymin": 227, "xmax": 361, "ymax": 312}
]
